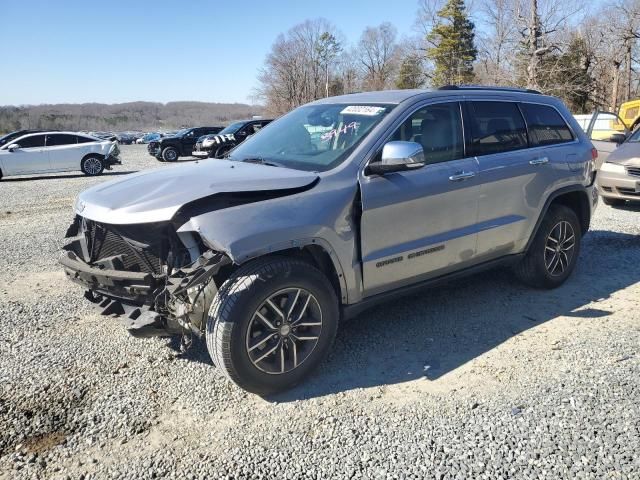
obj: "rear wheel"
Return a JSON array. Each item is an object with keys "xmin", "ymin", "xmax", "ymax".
[
  {"xmin": 602, "ymin": 196, "xmax": 625, "ymax": 207},
  {"xmin": 206, "ymin": 257, "xmax": 339, "ymax": 395},
  {"xmin": 162, "ymin": 147, "xmax": 179, "ymax": 162},
  {"xmin": 81, "ymin": 155, "xmax": 104, "ymax": 176},
  {"xmin": 515, "ymin": 205, "xmax": 581, "ymax": 289}
]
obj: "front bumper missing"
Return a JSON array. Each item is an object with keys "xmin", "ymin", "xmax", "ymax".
[{"xmin": 60, "ymin": 242, "xmax": 231, "ymax": 338}]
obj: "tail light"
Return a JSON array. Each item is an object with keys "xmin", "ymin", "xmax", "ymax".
[{"xmin": 591, "ymin": 147, "xmax": 598, "ymax": 161}]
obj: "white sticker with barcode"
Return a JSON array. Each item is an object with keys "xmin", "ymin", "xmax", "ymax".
[{"xmin": 340, "ymin": 106, "xmax": 386, "ymax": 116}]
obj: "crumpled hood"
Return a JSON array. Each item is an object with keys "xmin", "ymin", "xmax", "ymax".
[
  {"xmin": 76, "ymin": 159, "xmax": 318, "ymax": 224},
  {"xmin": 606, "ymin": 142, "xmax": 640, "ymax": 166}
]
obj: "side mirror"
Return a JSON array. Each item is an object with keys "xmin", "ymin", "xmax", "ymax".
[
  {"xmin": 7, "ymin": 144, "xmax": 20, "ymax": 152},
  {"xmin": 367, "ymin": 141, "xmax": 426, "ymax": 175},
  {"xmin": 609, "ymin": 133, "xmax": 627, "ymax": 145}
]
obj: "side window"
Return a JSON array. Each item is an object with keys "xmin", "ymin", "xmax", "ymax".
[
  {"xmin": 520, "ymin": 103, "xmax": 573, "ymax": 146},
  {"xmin": 46, "ymin": 134, "xmax": 77, "ymax": 147},
  {"xmin": 15, "ymin": 134, "xmax": 46, "ymax": 148},
  {"xmin": 76, "ymin": 135, "xmax": 95, "ymax": 144},
  {"xmin": 389, "ymin": 102, "xmax": 464, "ymax": 164},
  {"xmin": 468, "ymin": 101, "xmax": 528, "ymax": 156}
]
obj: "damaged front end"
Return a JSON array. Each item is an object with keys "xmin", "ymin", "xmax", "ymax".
[{"xmin": 59, "ymin": 216, "xmax": 230, "ymax": 339}]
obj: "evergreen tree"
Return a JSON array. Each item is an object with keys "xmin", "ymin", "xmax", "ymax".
[
  {"xmin": 396, "ymin": 54, "xmax": 424, "ymax": 89},
  {"xmin": 426, "ymin": 0, "xmax": 477, "ymax": 86}
]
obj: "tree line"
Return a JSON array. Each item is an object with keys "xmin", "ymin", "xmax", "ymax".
[
  {"xmin": 256, "ymin": 0, "xmax": 640, "ymax": 116},
  {"xmin": 0, "ymin": 101, "xmax": 262, "ymax": 134}
]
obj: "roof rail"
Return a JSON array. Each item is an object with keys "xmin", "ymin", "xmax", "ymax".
[{"xmin": 438, "ymin": 85, "xmax": 542, "ymax": 95}]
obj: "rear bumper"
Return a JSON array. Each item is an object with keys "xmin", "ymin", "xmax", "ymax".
[{"xmin": 192, "ymin": 151, "xmax": 209, "ymax": 158}]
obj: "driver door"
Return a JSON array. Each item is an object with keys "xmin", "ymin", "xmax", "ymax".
[
  {"xmin": 0, "ymin": 134, "xmax": 49, "ymax": 175},
  {"xmin": 359, "ymin": 102, "xmax": 480, "ymax": 296}
]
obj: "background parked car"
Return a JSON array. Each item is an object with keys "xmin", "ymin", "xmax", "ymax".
[
  {"xmin": 0, "ymin": 131, "xmax": 120, "ymax": 179},
  {"xmin": 148, "ymin": 126, "xmax": 222, "ymax": 162},
  {"xmin": 193, "ymin": 119, "xmax": 272, "ymax": 159},
  {"xmin": 597, "ymin": 126, "xmax": 640, "ymax": 206}
]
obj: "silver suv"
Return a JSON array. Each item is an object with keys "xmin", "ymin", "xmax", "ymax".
[{"xmin": 60, "ymin": 87, "xmax": 598, "ymax": 394}]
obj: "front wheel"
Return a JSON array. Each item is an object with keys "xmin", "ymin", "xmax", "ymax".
[
  {"xmin": 161, "ymin": 147, "xmax": 179, "ymax": 162},
  {"xmin": 81, "ymin": 155, "xmax": 105, "ymax": 176},
  {"xmin": 515, "ymin": 205, "xmax": 582, "ymax": 289},
  {"xmin": 206, "ymin": 257, "xmax": 339, "ymax": 395}
]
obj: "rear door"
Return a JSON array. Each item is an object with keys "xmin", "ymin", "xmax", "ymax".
[
  {"xmin": 46, "ymin": 134, "xmax": 81, "ymax": 171},
  {"xmin": 470, "ymin": 100, "xmax": 576, "ymax": 260},
  {"xmin": 359, "ymin": 101, "xmax": 480, "ymax": 296},
  {"xmin": 586, "ymin": 111, "xmax": 628, "ymax": 167},
  {"xmin": 0, "ymin": 134, "xmax": 49, "ymax": 174},
  {"xmin": 468, "ymin": 100, "xmax": 541, "ymax": 260}
]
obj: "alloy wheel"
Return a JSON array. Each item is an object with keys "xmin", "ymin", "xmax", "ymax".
[
  {"xmin": 245, "ymin": 288, "xmax": 323, "ymax": 375},
  {"xmin": 84, "ymin": 157, "xmax": 102, "ymax": 175},
  {"xmin": 544, "ymin": 220, "xmax": 575, "ymax": 276}
]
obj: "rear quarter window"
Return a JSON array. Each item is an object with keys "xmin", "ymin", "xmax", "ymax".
[
  {"xmin": 468, "ymin": 101, "xmax": 528, "ymax": 156},
  {"xmin": 76, "ymin": 136, "xmax": 97, "ymax": 144},
  {"xmin": 520, "ymin": 103, "xmax": 574, "ymax": 146}
]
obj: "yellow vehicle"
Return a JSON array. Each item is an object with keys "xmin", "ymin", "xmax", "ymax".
[{"xmin": 618, "ymin": 99, "xmax": 640, "ymax": 131}]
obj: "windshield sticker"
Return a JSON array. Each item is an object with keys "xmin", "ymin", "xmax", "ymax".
[
  {"xmin": 320, "ymin": 122, "xmax": 360, "ymax": 142},
  {"xmin": 340, "ymin": 106, "xmax": 386, "ymax": 116}
]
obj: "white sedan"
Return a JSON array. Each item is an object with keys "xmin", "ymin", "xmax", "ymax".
[{"xmin": 0, "ymin": 131, "xmax": 121, "ymax": 179}]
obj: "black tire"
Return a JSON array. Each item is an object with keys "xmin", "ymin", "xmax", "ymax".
[
  {"xmin": 206, "ymin": 257, "xmax": 339, "ymax": 395},
  {"xmin": 602, "ymin": 196, "xmax": 625, "ymax": 207},
  {"xmin": 515, "ymin": 205, "xmax": 582, "ymax": 289},
  {"xmin": 156, "ymin": 156, "xmax": 165, "ymax": 162},
  {"xmin": 161, "ymin": 147, "xmax": 179, "ymax": 162},
  {"xmin": 80, "ymin": 155, "xmax": 105, "ymax": 176}
]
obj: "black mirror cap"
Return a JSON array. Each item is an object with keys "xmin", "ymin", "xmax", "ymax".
[{"xmin": 610, "ymin": 133, "xmax": 627, "ymax": 145}]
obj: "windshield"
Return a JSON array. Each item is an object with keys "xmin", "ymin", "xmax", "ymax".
[
  {"xmin": 627, "ymin": 128, "xmax": 640, "ymax": 142},
  {"xmin": 173, "ymin": 128, "xmax": 190, "ymax": 137},
  {"xmin": 228, "ymin": 104, "xmax": 394, "ymax": 171},
  {"xmin": 0, "ymin": 131, "xmax": 21, "ymax": 147},
  {"xmin": 219, "ymin": 122, "xmax": 245, "ymax": 135}
]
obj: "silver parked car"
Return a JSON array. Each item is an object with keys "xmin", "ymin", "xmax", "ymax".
[
  {"xmin": 597, "ymin": 127, "xmax": 640, "ymax": 206},
  {"xmin": 60, "ymin": 87, "xmax": 597, "ymax": 394}
]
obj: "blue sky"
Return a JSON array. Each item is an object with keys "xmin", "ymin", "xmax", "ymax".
[
  {"xmin": 0, "ymin": 0, "xmax": 608, "ymax": 106},
  {"xmin": 0, "ymin": 0, "xmax": 419, "ymax": 106}
]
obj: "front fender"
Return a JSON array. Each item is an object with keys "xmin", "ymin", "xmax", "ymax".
[{"xmin": 176, "ymin": 181, "xmax": 361, "ymax": 303}]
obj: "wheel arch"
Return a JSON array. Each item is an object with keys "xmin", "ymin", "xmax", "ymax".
[
  {"xmin": 213, "ymin": 239, "xmax": 348, "ymax": 305},
  {"xmin": 81, "ymin": 152, "xmax": 105, "ymax": 162},
  {"xmin": 526, "ymin": 186, "xmax": 591, "ymax": 251}
]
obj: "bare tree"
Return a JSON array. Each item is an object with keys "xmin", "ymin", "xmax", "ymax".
[
  {"xmin": 476, "ymin": 0, "xmax": 516, "ymax": 84},
  {"xmin": 256, "ymin": 19, "xmax": 343, "ymax": 115},
  {"xmin": 357, "ymin": 22, "xmax": 400, "ymax": 90}
]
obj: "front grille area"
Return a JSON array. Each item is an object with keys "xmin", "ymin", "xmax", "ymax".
[
  {"xmin": 84, "ymin": 220, "xmax": 168, "ymax": 274},
  {"xmin": 626, "ymin": 166, "xmax": 640, "ymax": 177},
  {"xmin": 617, "ymin": 187, "xmax": 640, "ymax": 197}
]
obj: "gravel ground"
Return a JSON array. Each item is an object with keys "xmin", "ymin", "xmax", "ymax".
[{"xmin": 1, "ymin": 145, "xmax": 639, "ymax": 479}]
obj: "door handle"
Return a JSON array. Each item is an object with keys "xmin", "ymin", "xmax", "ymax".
[
  {"xmin": 448, "ymin": 171, "xmax": 476, "ymax": 181},
  {"xmin": 529, "ymin": 157, "xmax": 549, "ymax": 165}
]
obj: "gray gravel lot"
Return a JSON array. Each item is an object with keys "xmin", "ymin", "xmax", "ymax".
[{"xmin": 1, "ymin": 145, "xmax": 639, "ymax": 479}]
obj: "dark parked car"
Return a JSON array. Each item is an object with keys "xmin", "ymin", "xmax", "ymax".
[
  {"xmin": 148, "ymin": 127, "xmax": 223, "ymax": 162},
  {"xmin": 192, "ymin": 119, "xmax": 273, "ymax": 159}
]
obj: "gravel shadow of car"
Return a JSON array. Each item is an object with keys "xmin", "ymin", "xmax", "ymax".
[
  {"xmin": 0, "ymin": 171, "xmax": 137, "ymax": 182},
  {"xmin": 265, "ymin": 229, "xmax": 640, "ymax": 402}
]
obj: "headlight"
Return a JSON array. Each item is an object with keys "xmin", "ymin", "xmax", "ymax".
[{"xmin": 600, "ymin": 161, "xmax": 626, "ymax": 174}]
